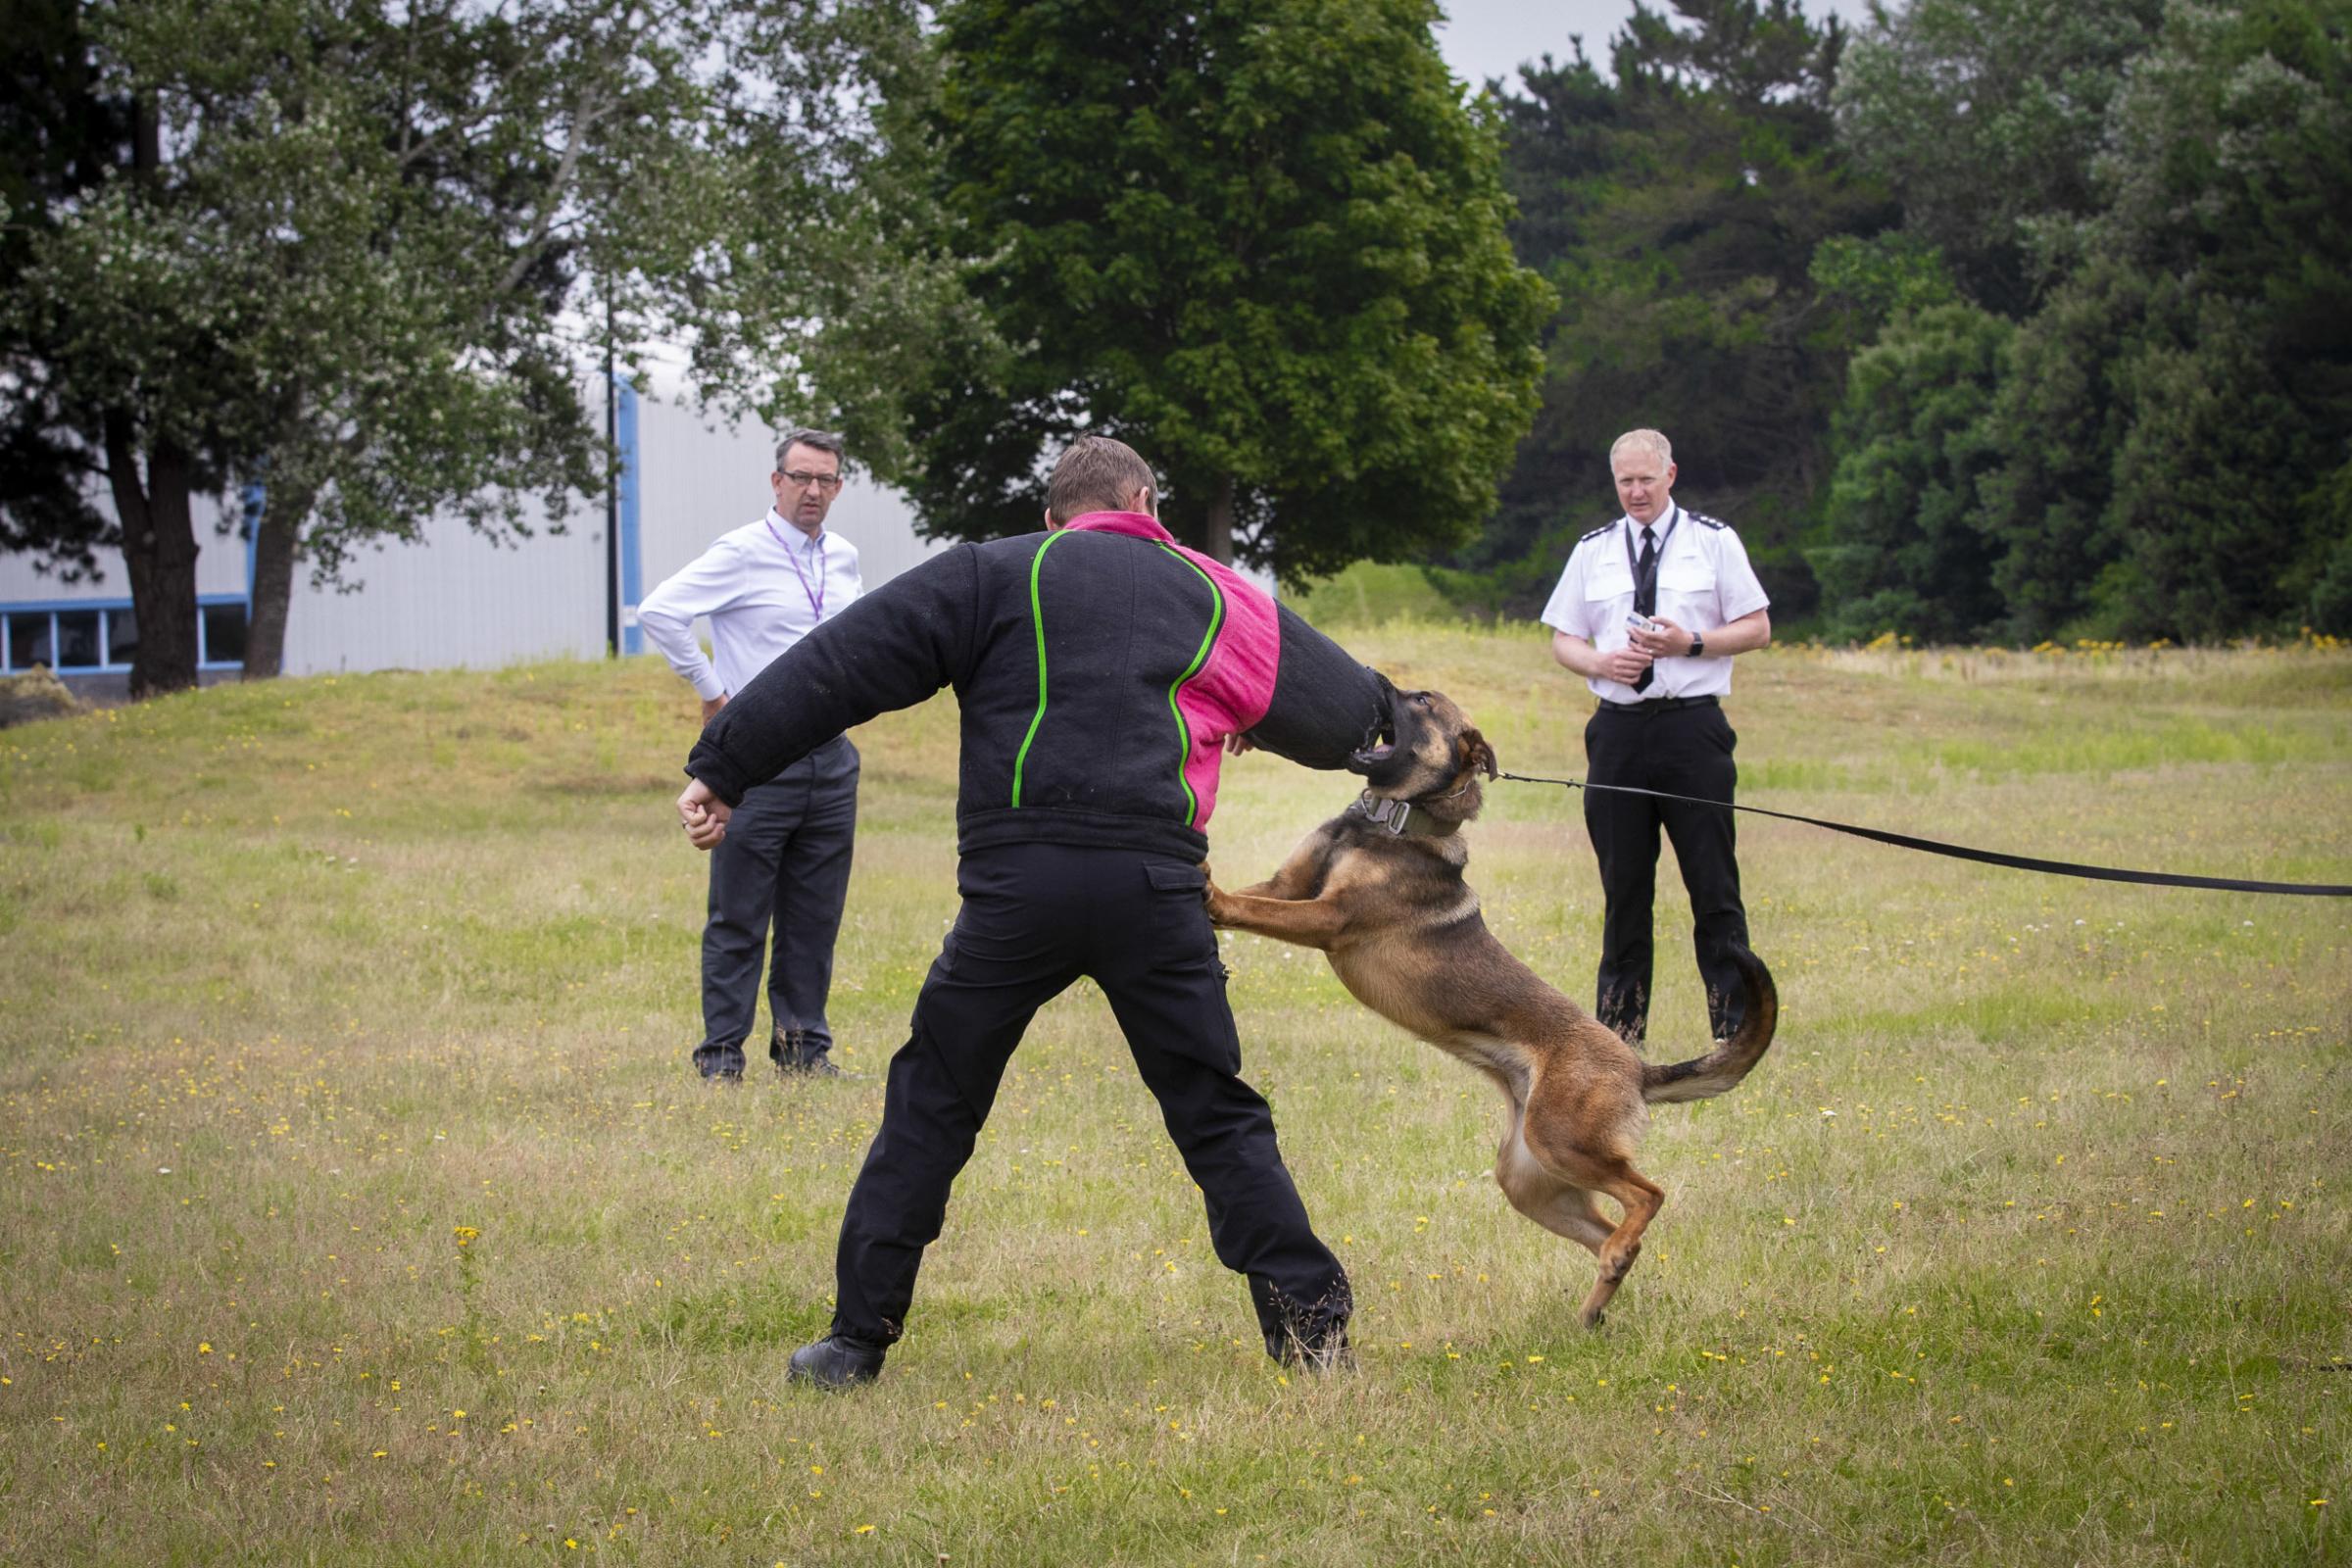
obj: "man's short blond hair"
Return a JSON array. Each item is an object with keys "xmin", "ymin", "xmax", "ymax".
[
  {"xmin": 1609, "ymin": 428, "xmax": 1674, "ymax": 471},
  {"xmin": 1046, "ymin": 435, "xmax": 1157, "ymax": 523}
]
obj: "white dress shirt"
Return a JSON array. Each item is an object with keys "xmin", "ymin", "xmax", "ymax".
[
  {"xmin": 1541, "ymin": 503, "xmax": 1769, "ymax": 704},
  {"xmin": 637, "ymin": 509, "xmax": 863, "ymax": 702}
]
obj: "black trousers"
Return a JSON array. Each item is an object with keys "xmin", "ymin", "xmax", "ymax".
[
  {"xmin": 829, "ymin": 842, "xmax": 1349, "ymax": 1348},
  {"xmin": 695, "ymin": 735, "xmax": 858, "ymax": 1075},
  {"xmin": 1583, "ymin": 702, "xmax": 1749, "ymax": 1042}
]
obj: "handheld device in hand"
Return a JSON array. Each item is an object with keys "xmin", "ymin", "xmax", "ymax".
[{"xmin": 1625, "ymin": 612, "xmax": 1659, "ymax": 636}]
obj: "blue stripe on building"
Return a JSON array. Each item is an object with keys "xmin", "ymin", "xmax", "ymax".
[{"xmin": 617, "ymin": 373, "xmax": 644, "ymax": 656}]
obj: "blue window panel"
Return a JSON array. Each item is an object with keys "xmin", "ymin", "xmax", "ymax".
[
  {"xmin": 105, "ymin": 606, "xmax": 138, "ymax": 669},
  {"xmin": 7, "ymin": 612, "xmax": 53, "ymax": 672},
  {"xmin": 201, "ymin": 603, "xmax": 248, "ymax": 666},
  {"xmin": 56, "ymin": 610, "xmax": 102, "ymax": 669},
  {"xmin": 3, "ymin": 595, "xmax": 252, "ymax": 673}
]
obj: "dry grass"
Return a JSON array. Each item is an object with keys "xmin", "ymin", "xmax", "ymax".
[{"xmin": 0, "ymin": 630, "xmax": 2346, "ymax": 1566}]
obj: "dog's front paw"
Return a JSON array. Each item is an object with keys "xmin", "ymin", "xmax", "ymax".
[{"xmin": 1200, "ymin": 874, "xmax": 1236, "ymax": 928}]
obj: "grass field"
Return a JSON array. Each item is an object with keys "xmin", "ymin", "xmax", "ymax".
[{"xmin": 2, "ymin": 625, "xmax": 2347, "ymax": 1566}]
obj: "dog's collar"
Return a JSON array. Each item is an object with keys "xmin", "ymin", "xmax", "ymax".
[{"xmin": 1350, "ymin": 790, "xmax": 1460, "ymax": 838}]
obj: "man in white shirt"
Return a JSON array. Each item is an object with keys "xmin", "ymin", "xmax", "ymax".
[
  {"xmin": 638, "ymin": 429, "xmax": 865, "ymax": 1081},
  {"xmin": 1541, "ymin": 428, "xmax": 1772, "ymax": 1045}
]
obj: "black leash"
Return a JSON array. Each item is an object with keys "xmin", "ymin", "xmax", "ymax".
[{"xmin": 1495, "ymin": 772, "xmax": 2352, "ymax": 898}]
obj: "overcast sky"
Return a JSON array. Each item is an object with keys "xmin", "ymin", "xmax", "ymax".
[
  {"xmin": 1432, "ymin": 0, "xmax": 1851, "ymax": 91},
  {"xmin": 1431, "ymin": 0, "xmax": 1644, "ymax": 89}
]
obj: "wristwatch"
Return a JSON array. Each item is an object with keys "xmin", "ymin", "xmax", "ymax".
[{"xmin": 1688, "ymin": 633, "xmax": 1706, "ymax": 658}]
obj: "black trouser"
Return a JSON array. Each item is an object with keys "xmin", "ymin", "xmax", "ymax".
[
  {"xmin": 829, "ymin": 842, "xmax": 1349, "ymax": 1348},
  {"xmin": 695, "ymin": 735, "xmax": 858, "ymax": 1076},
  {"xmin": 1583, "ymin": 700, "xmax": 1749, "ymax": 1043}
]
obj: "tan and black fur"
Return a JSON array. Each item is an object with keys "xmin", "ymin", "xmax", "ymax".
[{"xmin": 1205, "ymin": 689, "xmax": 1777, "ymax": 1327}]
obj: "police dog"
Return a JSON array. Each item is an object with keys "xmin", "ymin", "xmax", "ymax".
[{"xmin": 1204, "ymin": 689, "xmax": 1777, "ymax": 1328}]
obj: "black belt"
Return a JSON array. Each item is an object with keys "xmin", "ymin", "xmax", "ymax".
[{"xmin": 1597, "ymin": 695, "xmax": 1719, "ymax": 713}]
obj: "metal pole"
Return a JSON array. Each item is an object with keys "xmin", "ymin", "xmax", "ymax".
[{"xmin": 605, "ymin": 286, "xmax": 619, "ymax": 659}]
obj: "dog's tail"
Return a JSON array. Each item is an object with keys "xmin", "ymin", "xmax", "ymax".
[{"xmin": 1640, "ymin": 947, "xmax": 1777, "ymax": 1105}]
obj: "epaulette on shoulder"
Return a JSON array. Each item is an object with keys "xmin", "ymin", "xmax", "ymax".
[
  {"xmin": 1578, "ymin": 522, "xmax": 1613, "ymax": 543},
  {"xmin": 1686, "ymin": 512, "xmax": 1728, "ymax": 530}
]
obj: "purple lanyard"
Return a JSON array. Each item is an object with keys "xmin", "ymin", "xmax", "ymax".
[{"xmin": 764, "ymin": 516, "xmax": 826, "ymax": 621}]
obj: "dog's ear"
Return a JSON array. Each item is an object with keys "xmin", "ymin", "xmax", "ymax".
[{"xmin": 1461, "ymin": 728, "xmax": 1499, "ymax": 779}]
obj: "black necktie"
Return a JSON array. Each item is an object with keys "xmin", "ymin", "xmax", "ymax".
[{"xmin": 1632, "ymin": 527, "xmax": 1658, "ymax": 693}]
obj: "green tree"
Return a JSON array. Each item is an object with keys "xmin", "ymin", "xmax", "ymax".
[
  {"xmin": 2, "ymin": 0, "xmax": 937, "ymax": 691},
  {"xmin": 1808, "ymin": 300, "xmax": 2012, "ymax": 641},
  {"xmin": 903, "ymin": 0, "xmax": 1553, "ymax": 576},
  {"xmin": 1833, "ymin": 0, "xmax": 2165, "ymax": 318},
  {"xmin": 1980, "ymin": 0, "xmax": 2352, "ymax": 639},
  {"xmin": 2307, "ymin": 454, "xmax": 2352, "ymax": 632},
  {"xmin": 0, "ymin": 0, "xmax": 137, "ymax": 582},
  {"xmin": 1473, "ymin": 0, "xmax": 1891, "ymax": 620},
  {"xmin": 1819, "ymin": 0, "xmax": 2351, "ymax": 641},
  {"xmin": 1, "ymin": 0, "xmax": 245, "ymax": 693}
]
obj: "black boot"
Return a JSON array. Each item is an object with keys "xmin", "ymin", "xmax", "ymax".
[
  {"xmin": 787, "ymin": 1332, "xmax": 887, "ymax": 1389},
  {"xmin": 772, "ymin": 1027, "xmax": 858, "ymax": 1078},
  {"xmin": 1264, "ymin": 1322, "xmax": 1354, "ymax": 1373}
]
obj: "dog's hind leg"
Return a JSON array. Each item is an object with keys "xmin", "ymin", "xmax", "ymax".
[
  {"xmin": 1495, "ymin": 1121, "xmax": 1615, "ymax": 1253},
  {"xmin": 1568, "ymin": 1160, "xmax": 1664, "ymax": 1329},
  {"xmin": 1511, "ymin": 1181, "xmax": 1616, "ymax": 1256},
  {"xmin": 1499, "ymin": 1135, "xmax": 1658, "ymax": 1324},
  {"xmin": 1515, "ymin": 1074, "xmax": 1665, "ymax": 1327}
]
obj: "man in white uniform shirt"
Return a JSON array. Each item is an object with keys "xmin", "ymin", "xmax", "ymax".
[
  {"xmin": 1541, "ymin": 428, "xmax": 1772, "ymax": 1046},
  {"xmin": 638, "ymin": 429, "xmax": 865, "ymax": 1081}
]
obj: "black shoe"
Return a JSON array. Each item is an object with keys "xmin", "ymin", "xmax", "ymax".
[
  {"xmin": 787, "ymin": 1333, "xmax": 887, "ymax": 1389},
  {"xmin": 777, "ymin": 1054, "xmax": 858, "ymax": 1079},
  {"xmin": 702, "ymin": 1067, "xmax": 744, "ymax": 1085},
  {"xmin": 1265, "ymin": 1324, "xmax": 1354, "ymax": 1373},
  {"xmin": 772, "ymin": 1029, "xmax": 861, "ymax": 1079}
]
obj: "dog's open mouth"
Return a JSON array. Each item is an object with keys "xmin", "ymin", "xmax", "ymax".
[{"xmin": 1348, "ymin": 720, "xmax": 1397, "ymax": 772}]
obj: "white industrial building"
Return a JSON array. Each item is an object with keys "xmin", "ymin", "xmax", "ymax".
[{"xmin": 0, "ymin": 380, "xmax": 952, "ymax": 689}]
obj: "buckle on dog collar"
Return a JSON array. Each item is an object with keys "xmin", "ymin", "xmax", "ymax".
[{"xmin": 1353, "ymin": 792, "xmax": 1414, "ymax": 835}]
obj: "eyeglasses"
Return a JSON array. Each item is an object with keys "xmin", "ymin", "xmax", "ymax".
[{"xmin": 779, "ymin": 470, "xmax": 844, "ymax": 491}]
